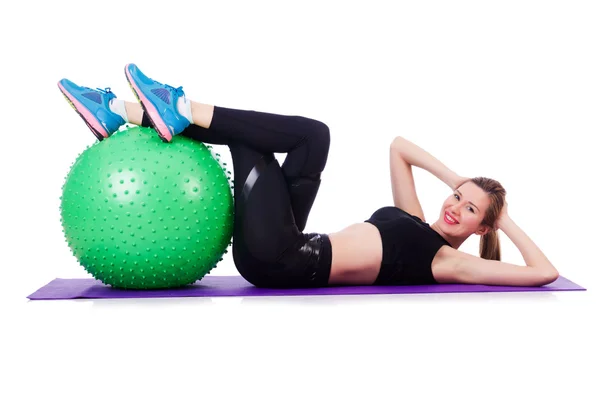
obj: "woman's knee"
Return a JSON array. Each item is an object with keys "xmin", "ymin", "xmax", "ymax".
[
  {"xmin": 295, "ymin": 116, "xmax": 330, "ymax": 144},
  {"xmin": 298, "ymin": 117, "xmax": 330, "ymax": 172},
  {"xmin": 315, "ymin": 122, "xmax": 330, "ymax": 156},
  {"xmin": 311, "ymin": 119, "xmax": 330, "ymax": 147}
]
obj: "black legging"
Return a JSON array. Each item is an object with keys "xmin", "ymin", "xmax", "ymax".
[{"xmin": 141, "ymin": 106, "xmax": 332, "ymax": 288}]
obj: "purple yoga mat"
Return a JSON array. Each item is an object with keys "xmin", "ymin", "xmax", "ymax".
[{"xmin": 27, "ymin": 275, "xmax": 585, "ymax": 300}]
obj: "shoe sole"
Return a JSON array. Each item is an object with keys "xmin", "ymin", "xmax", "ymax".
[
  {"xmin": 58, "ymin": 82, "xmax": 109, "ymax": 141},
  {"xmin": 124, "ymin": 64, "xmax": 173, "ymax": 143}
]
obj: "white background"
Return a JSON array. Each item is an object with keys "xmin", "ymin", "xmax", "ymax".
[{"xmin": 1, "ymin": 0, "xmax": 599, "ymax": 396}]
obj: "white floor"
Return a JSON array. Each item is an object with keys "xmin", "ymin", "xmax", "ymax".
[{"xmin": 5, "ymin": 266, "xmax": 598, "ymax": 397}]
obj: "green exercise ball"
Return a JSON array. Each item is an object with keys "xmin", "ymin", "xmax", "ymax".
[{"xmin": 59, "ymin": 126, "xmax": 234, "ymax": 290}]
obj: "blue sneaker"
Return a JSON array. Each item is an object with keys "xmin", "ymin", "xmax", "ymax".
[
  {"xmin": 57, "ymin": 79, "xmax": 125, "ymax": 141},
  {"xmin": 124, "ymin": 63, "xmax": 190, "ymax": 143}
]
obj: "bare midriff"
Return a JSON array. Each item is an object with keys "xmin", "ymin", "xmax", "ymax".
[
  {"xmin": 327, "ymin": 222, "xmax": 456, "ymax": 285},
  {"xmin": 327, "ymin": 222, "xmax": 383, "ymax": 285}
]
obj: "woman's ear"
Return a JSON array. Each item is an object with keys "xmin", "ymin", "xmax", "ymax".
[{"xmin": 476, "ymin": 224, "xmax": 492, "ymax": 236}]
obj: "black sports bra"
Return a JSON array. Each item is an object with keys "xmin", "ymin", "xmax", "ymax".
[{"xmin": 364, "ymin": 206, "xmax": 451, "ymax": 285}]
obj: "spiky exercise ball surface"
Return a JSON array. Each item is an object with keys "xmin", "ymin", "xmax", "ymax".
[{"xmin": 59, "ymin": 126, "xmax": 234, "ymax": 289}]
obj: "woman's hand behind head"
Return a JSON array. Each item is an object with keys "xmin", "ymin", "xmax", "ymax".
[{"xmin": 495, "ymin": 200, "xmax": 509, "ymax": 230}]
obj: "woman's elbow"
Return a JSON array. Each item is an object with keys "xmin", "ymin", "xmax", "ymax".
[
  {"xmin": 390, "ymin": 136, "xmax": 406, "ymax": 149},
  {"xmin": 540, "ymin": 269, "xmax": 560, "ymax": 286}
]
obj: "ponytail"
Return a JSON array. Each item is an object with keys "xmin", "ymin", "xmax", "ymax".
[
  {"xmin": 462, "ymin": 177, "xmax": 506, "ymax": 261},
  {"xmin": 480, "ymin": 227, "xmax": 501, "ymax": 261}
]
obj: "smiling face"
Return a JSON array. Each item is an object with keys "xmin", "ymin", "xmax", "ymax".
[{"xmin": 439, "ymin": 182, "xmax": 492, "ymax": 238}]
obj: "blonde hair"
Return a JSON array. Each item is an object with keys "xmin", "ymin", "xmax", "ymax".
[{"xmin": 459, "ymin": 177, "xmax": 506, "ymax": 261}]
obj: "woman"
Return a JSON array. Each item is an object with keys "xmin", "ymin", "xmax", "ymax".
[{"xmin": 57, "ymin": 63, "xmax": 560, "ymax": 289}]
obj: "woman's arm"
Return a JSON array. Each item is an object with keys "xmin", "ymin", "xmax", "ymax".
[
  {"xmin": 392, "ymin": 138, "xmax": 559, "ymax": 281},
  {"xmin": 498, "ymin": 215, "xmax": 559, "ymax": 278},
  {"xmin": 391, "ymin": 137, "xmax": 463, "ymax": 189}
]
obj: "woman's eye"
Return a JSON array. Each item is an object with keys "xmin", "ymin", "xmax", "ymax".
[{"xmin": 455, "ymin": 194, "xmax": 475, "ymax": 213}]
